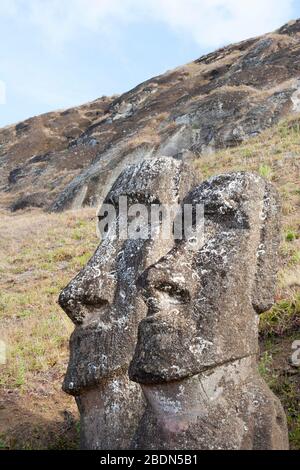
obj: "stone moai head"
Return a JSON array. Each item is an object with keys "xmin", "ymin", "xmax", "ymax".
[
  {"xmin": 58, "ymin": 157, "xmax": 195, "ymax": 449},
  {"xmin": 128, "ymin": 172, "xmax": 288, "ymax": 450},
  {"xmin": 130, "ymin": 172, "xmax": 281, "ymax": 383}
]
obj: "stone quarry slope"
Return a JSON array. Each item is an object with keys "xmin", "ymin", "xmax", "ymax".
[{"xmin": 1, "ymin": 19, "xmax": 300, "ymax": 212}]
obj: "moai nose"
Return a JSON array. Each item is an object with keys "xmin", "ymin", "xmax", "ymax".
[{"xmin": 58, "ymin": 264, "xmax": 115, "ymax": 325}]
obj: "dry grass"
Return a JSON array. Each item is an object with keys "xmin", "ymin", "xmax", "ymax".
[
  {"xmin": 126, "ymin": 124, "xmax": 162, "ymax": 151},
  {"xmin": 0, "ymin": 208, "xmax": 98, "ymax": 449},
  {"xmin": 0, "ymin": 208, "xmax": 98, "ymax": 390}
]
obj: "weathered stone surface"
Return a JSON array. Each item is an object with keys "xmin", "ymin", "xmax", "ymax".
[
  {"xmin": 1, "ymin": 19, "xmax": 300, "ymax": 211},
  {"xmin": 130, "ymin": 358, "xmax": 289, "ymax": 450},
  {"xmin": 59, "ymin": 157, "xmax": 195, "ymax": 449},
  {"xmin": 129, "ymin": 172, "xmax": 289, "ymax": 450},
  {"xmin": 75, "ymin": 372, "xmax": 143, "ymax": 450}
]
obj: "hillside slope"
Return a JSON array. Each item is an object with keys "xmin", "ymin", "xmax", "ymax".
[{"xmin": 1, "ymin": 19, "xmax": 300, "ymax": 212}]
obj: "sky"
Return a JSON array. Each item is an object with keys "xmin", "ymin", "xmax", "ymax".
[{"xmin": 0, "ymin": 0, "xmax": 299, "ymax": 128}]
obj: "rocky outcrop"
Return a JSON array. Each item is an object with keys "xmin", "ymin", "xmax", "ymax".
[
  {"xmin": 0, "ymin": 96, "xmax": 115, "ymax": 211},
  {"xmin": 1, "ymin": 19, "xmax": 300, "ymax": 212}
]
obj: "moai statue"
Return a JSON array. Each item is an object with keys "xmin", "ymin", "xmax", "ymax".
[
  {"xmin": 59, "ymin": 157, "xmax": 195, "ymax": 449},
  {"xmin": 129, "ymin": 172, "xmax": 289, "ymax": 450}
]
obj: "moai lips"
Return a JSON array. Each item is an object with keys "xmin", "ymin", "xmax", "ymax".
[{"xmin": 129, "ymin": 172, "xmax": 289, "ymax": 450}]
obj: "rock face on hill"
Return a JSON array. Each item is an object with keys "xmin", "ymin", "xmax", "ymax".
[{"xmin": 1, "ymin": 19, "xmax": 300, "ymax": 212}]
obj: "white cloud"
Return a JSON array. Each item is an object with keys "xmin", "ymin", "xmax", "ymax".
[
  {"xmin": 148, "ymin": 0, "xmax": 295, "ymax": 47},
  {"xmin": 2, "ymin": 0, "xmax": 295, "ymax": 49},
  {"xmin": 0, "ymin": 0, "xmax": 18, "ymax": 16}
]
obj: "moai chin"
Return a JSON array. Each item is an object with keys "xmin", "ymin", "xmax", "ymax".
[
  {"xmin": 129, "ymin": 172, "xmax": 289, "ymax": 450},
  {"xmin": 58, "ymin": 157, "xmax": 195, "ymax": 450}
]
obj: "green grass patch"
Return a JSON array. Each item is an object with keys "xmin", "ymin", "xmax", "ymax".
[
  {"xmin": 259, "ymin": 295, "xmax": 300, "ymax": 337},
  {"xmin": 259, "ymin": 163, "xmax": 273, "ymax": 180}
]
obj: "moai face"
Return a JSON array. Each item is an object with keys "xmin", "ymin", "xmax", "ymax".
[
  {"xmin": 59, "ymin": 157, "xmax": 194, "ymax": 395},
  {"xmin": 130, "ymin": 172, "xmax": 281, "ymax": 384}
]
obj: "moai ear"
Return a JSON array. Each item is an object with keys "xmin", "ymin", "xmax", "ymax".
[{"xmin": 251, "ymin": 181, "xmax": 281, "ymax": 314}]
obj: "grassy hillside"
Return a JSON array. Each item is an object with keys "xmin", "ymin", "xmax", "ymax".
[
  {"xmin": 0, "ymin": 208, "xmax": 98, "ymax": 449},
  {"xmin": 2, "ymin": 19, "xmax": 300, "ymax": 214},
  {"xmin": 0, "ymin": 116, "xmax": 299, "ymax": 449}
]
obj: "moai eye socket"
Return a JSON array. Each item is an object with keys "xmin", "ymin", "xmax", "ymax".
[{"xmin": 154, "ymin": 282, "xmax": 191, "ymax": 304}]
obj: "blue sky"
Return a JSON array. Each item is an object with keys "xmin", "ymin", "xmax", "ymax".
[{"xmin": 0, "ymin": 0, "xmax": 299, "ymax": 128}]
